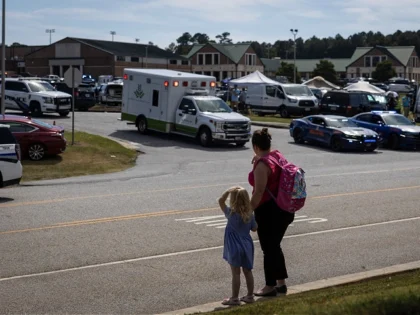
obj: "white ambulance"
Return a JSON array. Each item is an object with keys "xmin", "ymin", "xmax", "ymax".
[{"xmin": 121, "ymin": 69, "xmax": 251, "ymax": 147}]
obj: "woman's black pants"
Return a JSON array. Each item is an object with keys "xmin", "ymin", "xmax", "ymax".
[{"xmin": 255, "ymin": 199, "xmax": 295, "ymax": 286}]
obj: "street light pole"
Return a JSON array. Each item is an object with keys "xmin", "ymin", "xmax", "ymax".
[
  {"xmin": 290, "ymin": 29, "xmax": 298, "ymax": 83},
  {"xmin": 46, "ymin": 29, "xmax": 55, "ymax": 45},
  {"xmin": 1, "ymin": 0, "xmax": 6, "ymax": 116},
  {"xmin": 110, "ymin": 31, "xmax": 116, "ymax": 41}
]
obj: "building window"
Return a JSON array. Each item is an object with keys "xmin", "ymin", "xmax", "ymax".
[
  {"xmin": 372, "ymin": 56, "xmax": 380, "ymax": 67},
  {"xmin": 213, "ymin": 54, "xmax": 219, "ymax": 65},
  {"xmin": 246, "ymin": 54, "xmax": 256, "ymax": 66},
  {"xmin": 196, "ymin": 53, "xmax": 220, "ymax": 65},
  {"xmin": 381, "ymin": 56, "xmax": 387, "ymax": 62},
  {"xmin": 364, "ymin": 56, "xmax": 371, "ymax": 67},
  {"xmin": 181, "ymin": 60, "xmax": 189, "ymax": 65},
  {"xmin": 116, "ymin": 56, "xmax": 125, "ymax": 61},
  {"xmin": 131, "ymin": 57, "xmax": 139, "ymax": 62},
  {"xmin": 205, "ymin": 54, "xmax": 213, "ymax": 65},
  {"xmin": 169, "ymin": 59, "xmax": 177, "ymax": 65}
]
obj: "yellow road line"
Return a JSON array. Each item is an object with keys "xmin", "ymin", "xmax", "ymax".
[
  {"xmin": 0, "ymin": 207, "xmax": 219, "ymax": 235},
  {"xmin": 2, "ymin": 184, "xmax": 420, "ymax": 236},
  {"xmin": 0, "ymin": 182, "xmax": 246, "ymax": 209}
]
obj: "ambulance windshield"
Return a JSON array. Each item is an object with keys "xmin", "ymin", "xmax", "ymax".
[{"xmin": 195, "ymin": 99, "xmax": 232, "ymax": 113}]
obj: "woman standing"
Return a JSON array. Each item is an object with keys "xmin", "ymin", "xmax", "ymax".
[{"xmin": 248, "ymin": 128, "xmax": 295, "ymax": 296}]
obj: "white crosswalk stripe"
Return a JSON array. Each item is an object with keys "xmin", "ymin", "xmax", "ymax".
[{"xmin": 175, "ymin": 214, "xmax": 327, "ymax": 229}]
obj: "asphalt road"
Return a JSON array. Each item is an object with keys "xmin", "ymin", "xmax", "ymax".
[{"xmin": 1, "ymin": 112, "xmax": 420, "ymax": 314}]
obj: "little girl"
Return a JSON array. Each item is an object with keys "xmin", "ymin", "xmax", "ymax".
[{"xmin": 218, "ymin": 186, "xmax": 258, "ymax": 305}]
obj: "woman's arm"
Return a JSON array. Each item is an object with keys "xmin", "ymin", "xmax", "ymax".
[{"xmin": 250, "ymin": 162, "xmax": 269, "ymax": 210}]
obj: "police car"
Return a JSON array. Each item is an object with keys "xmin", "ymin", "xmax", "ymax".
[
  {"xmin": 0, "ymin": 124, "xmax": 23, "ymax": 188},
  {"xmin": 0, "ymin": 78, "xmax": 72, "ymax": 117},
  {"xmin": 350, "ymin": 111, "xmax": 420, "ymax": 150}
]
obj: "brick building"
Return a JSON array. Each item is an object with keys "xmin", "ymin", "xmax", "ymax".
[
  {"xmin": 0, "ymin": 45, "xmax": 45, "ymax": 75},
  {"xmin": 24, "ymin": 37, "xmax": 190, "ymax": 78},
  {"xmin": 185, "ymin": 43, "xmax": 264, "ymax": 81},
  {"xmin": 346, "ymin": 46, "xmax": 420, "ymax": 81}
]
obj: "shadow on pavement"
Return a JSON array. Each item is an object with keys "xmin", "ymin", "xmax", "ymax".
[
  {"xmin": 289, "ymin": 142, "xmax": 383, "ymax": 155},
  {"xmin": 109, "ymin": 129, "xmax": 250, "ymax": 152},
  {"xmin": 0, "ymin": 197, "xmax": 14, "ymax": 204}
]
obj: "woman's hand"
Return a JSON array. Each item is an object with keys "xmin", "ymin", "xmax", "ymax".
[{"xmin": 251, "ymin": 154, "xmax": 259, "ymax": 164}]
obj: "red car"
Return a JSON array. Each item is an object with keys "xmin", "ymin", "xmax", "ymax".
[{"xmin": 0, "ymin": 115, "xmax": 66, "ymax": 161}]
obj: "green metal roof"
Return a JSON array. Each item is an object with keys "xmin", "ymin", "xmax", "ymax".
[
  {"xmin": 186, "ymin": 43, "xmax": 252, "ymax": 63},
  {"xmin": 348, "ymin": 46, "xmax": 415, "ymax": 67},
  {"xmin": 261, "ymin": 58, "xmax": 350, "ymax": 73}
]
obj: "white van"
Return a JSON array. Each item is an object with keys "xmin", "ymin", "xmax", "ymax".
[
  {"xmin": 121, "ymin": 69, "xmax": 251, "ymax": 147},
  {"xmin": 247, "ymin": 83, "xmax": 319, "ymax": 117}
]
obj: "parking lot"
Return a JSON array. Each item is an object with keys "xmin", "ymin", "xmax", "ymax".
[{"xmin": 1, "ymin": 112, "xmax": 420, "ymax": 314}]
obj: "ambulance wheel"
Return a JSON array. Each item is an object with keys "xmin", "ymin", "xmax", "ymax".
[
  {"xmin": 137, "ymin": 116, "xmax": 148, "ymax": 134},
  {"xmin": 198, "ymin": 127, "xmax": 212, "ymax": 147}
]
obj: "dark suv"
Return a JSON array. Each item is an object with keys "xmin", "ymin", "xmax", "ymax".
[
  {"xmin": 52, "ymin": 82, "xmax": 96, "ymax": 111},
  {"xmin": 319, "ymin": 90, "xmax": 385, "ymax": 117}
]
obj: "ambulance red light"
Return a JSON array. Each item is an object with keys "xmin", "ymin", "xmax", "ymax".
[
  {"xmin": 182, "ymin": 81, "xmax": 188, "ymax": 87},
  {"xmin": 201, "ymin": 82, "xmax": 207, "ymax": 87},
  {"xmin": 210, "ymin": 81, "xmax": 216, "ymax": 88},
  {"xmin": 164, "ymin": 81, "xmax": 169, "ymax": 87},
  {"xmin": 123, "ymin": 74, "xmax": 128, "ymax": 80},
  {"xmin": 173, "ymin": 81, "xmax": 179, "ymax": 87}
]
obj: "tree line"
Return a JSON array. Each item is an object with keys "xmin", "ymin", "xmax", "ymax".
[{"xmin": 166, "ymin": 30, "xmax": 420, "ymax": 60}]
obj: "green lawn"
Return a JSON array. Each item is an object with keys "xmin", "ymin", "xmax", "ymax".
[
  {"xmin": 22, "ymin": 131, "xmax": 138, "ymax": 181},
  {"xmin": 209, "ymin": 269, "xmax": 420, "ymax": 315}
]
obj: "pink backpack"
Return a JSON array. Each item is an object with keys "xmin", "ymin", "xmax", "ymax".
[{"xmin": 265, "ymin": 152, "xmax": 307, "ymax": 213}]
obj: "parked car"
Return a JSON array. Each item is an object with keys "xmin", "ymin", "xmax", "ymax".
[
  {"xmin": 0, "ymin": 115, "xmax": 67, "ymax": 160},
  {"xmin": 371, "ymin": 83, "xmax": 389, "ymax": 92},
  {"xmin": 82, "ymin": 74, "xmax": 96, "ymax": 86},
  {"xmin": 52, "ymin": 82, "xmax": 96, "ymax": 111},
  {"xmin": 319, "ymin": 90, "xmax": 385, "ymax": 117},
  {"xmin": 289, "ymin": 115, "xmax": 379, "ymax": 152},
  {"xmin": 0, "ymin": 124, "xmax": 22, "ymax": 187},
  {"xmin": 387, "ymin": 78, "xmax": 412, "ymax": 93},
  {"xmin": 350, "ymin": 111, "xmax": 420, "ymax": 150},
  {"xmin": 98, "ymin": 81, "xmax": 123, "ymax": 106}
]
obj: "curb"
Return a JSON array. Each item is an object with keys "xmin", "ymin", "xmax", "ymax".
[
  {"xmin": 158, "ymin": 260, "xmax": 420, "ymax": 315},
  {"xmin": 251, "ymin": 121, "xmax": 290, "ymax": 129}
]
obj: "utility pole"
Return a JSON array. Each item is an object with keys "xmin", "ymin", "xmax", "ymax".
[
  {"xmin": 290, "ymin": 29, "xmax": 298, "ymax": 83},
  {"xmin": 46, "ymin": 29, "xmax": 55, "ymax": 45},
  {"xmin": 1, "ymin": 0, "xmax": 6, "ymax": 116},
  {"xmin": 110, "ymin": 31, "xmax": 116, "ymax": 41}
]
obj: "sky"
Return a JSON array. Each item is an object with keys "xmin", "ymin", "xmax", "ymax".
[{"xmin": 4, "ymin": 0, "xmax": 420, "ymax": 48}]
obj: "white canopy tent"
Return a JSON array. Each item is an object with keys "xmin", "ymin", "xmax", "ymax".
[
  {"xmin": 229, "ymin": 70, "xmax": 281, "ymax": 86},
  {"xmin": 302, "ymin": 76, "xmax": 339, "ymax": 90},
  {"xmin": 344, "ymin": 81, "xmax": 386, "ymax": 94}
]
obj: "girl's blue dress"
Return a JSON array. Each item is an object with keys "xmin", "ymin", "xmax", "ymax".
[{"xmin": 223, "ymin": 206, "xmax": 257, "ymax": 270}]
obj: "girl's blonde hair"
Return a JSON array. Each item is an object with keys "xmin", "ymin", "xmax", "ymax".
[{"xmin": 229, "ymin": 187, "xmax": 252, "ymax": 223}]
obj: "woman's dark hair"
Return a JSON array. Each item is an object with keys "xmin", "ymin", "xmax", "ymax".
[{"xmin": 252, "ymin": 128, "xmax": 272, "ymax": 150}]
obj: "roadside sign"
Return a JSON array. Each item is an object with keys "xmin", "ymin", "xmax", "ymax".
[{"xmin": 64, "ymin": 67, "xmax": 82, "ymax": 88}]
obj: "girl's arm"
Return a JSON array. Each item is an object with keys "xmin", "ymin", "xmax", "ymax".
[
  {"xmin": 250, "ymin": 162, "xmax": 269, "ymax": 210},
  {"xmin": 218, "ymin": 190, "xmax": 230, "ymax": 212}
]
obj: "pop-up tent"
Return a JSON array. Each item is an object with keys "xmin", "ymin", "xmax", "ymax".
[
  {"xmin": 302, "ymin": 76, "xmax": 339, "ymax": 90},
  {"xmin": 229, "ymin": 70, "xmax": 281, "ymax": 86},
  {"xmin": 344, "ymin": 81, "xmax": 386, "ymax": 94}
]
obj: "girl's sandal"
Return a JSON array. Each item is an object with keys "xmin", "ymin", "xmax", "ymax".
[
  {"xmin": 240, "ymin": 295, "xmax": 255, "ymax": 303},
  {"xmin": 222, "ymin": 297, "xmax": 241, "ymax": 306}
]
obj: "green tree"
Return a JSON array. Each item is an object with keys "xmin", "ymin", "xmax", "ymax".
[
  {"xmin": 176, "ymin": 32, "xmax": 193, "ymax": 55},
  {"xmin": 216, "ymin": 32, "xmax": 232, "ymax": 44},
  {"xmin": 313, "ymin": 60, "xmax": 337, "ymax": 83},
  {"xmin": 165, "ymin": 42, "xmax": 177, "ymax": 53},
  {"xmin": 372, "ymin": 60, "xmax": 397, "ymax": 82},
  {"xmin": 276, "ymin": 62, "xmax": 300, "ymax": 83},
  {"xmin": 192, "ymin": 33, "xmax": 210, "ymax": 44}
]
